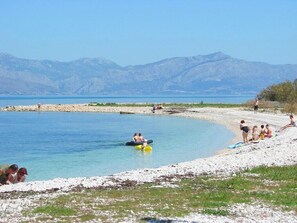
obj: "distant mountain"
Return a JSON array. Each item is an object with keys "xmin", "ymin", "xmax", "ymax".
[{"xmin": 0, "ymin": 52, "xmax": 296, "ymax": 95}]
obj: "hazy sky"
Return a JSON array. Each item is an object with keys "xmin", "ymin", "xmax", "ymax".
[{"xmin": 1, "ymin": 0, "xmax": 296, "ymax": 66}]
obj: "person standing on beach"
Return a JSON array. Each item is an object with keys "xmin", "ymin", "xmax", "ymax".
[
  {"xmin": 37, "ymin": 103, "xmax": 41, "ymax": 111},
  {"xmin": 0, "ymin": 164, "xmax": 19, "ymax": 186},
  {"xmin": 254, "ymin": 98, "xmax": 259, "ymax": 114},
  {"xmin": 240, "ymin": 120, "xmax": 250, "ymax": 143}
]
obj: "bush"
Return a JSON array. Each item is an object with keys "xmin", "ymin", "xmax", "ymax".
[
  {"xmin": 283, "ymin": 102, "xmax": 297, "ymax": 114},
  {"xmin": 243, "ymin": 99, "xmax": 281, "ymax": 110},
  {"xmin": 258, "ymin": 79, "xmax": 297, "ymax": 103}
]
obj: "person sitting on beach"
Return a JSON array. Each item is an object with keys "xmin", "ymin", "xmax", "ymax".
[
  {"xmin": 265, "ymin": 124, "xmax": 273, "ymax": 138},
  {"xmin": 156, "ymin": 104, "xmax": 163, "ymax": 109},
  {"xmin": 251, "ymin": 125, "xmax": 259, "ymax": 142},
  {"xmin": 280, "ymin": 114, "xmax": 296, "ymax": 131},
  {"xmin": 152, "ymin": 104, "xmax": 163, "ymax": 113},
  {"xmin": 0, "ymin": 164, "xmax": 19, "ymax": 186},
  {"xmin": 11, "ymin": 167, "xmax": 28, "ymax": 184},
  {"xmin": 259, "ymin": 125, "xmax": 266, "ymax": 140},
  {"xmin": 240, "ymin": 120, "xmax": 250, "ymax": 143}
]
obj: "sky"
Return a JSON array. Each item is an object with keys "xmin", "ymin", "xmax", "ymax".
[{"xmin": 0, "ymin": 0, "xmax": 296, "ymax": 66}]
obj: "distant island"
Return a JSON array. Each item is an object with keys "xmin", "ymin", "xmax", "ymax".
[{"xmin": 0, "ymin": 52, "xmax": 297, "ymax": 95}]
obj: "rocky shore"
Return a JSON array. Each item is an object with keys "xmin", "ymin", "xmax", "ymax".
[{"xmin": 1, "ymin": 104, "xmax": 297, "ymax": 222}]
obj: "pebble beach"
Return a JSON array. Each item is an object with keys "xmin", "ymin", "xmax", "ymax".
[{"xmin": 1, "ymin": 104, "xmax": 297, "ymax": 222}]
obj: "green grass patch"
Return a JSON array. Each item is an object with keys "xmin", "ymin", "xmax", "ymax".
[
  {"xmin": 26, "ymin": 165, "xmax": 297, "ymax": 222},
  {"xmin": 249, "ymin": 165, "xmax": 297, "ymax": 181},
  {"xmin": 32, "ymin": 205, "xmax": 76, "ymax": 217}
]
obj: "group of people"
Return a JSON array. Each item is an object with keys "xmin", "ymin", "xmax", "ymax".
[
  {"xmin": 132, "ymin": 133, "xmax": 146, "ymax": 143},
  {"xmin": 152, "ymin": 104, "xmax": 163, "ymax": 113},
  {"xmin": 240, "ymin": 114, "xmax": 296, "ymax": 144},
  {"xmin": 0, "ymin": 164, "xmax": 28, "ymax": 186},
  {"xmin": 240, "ymin": 120, "xmax": 273, "ymax": 143}
]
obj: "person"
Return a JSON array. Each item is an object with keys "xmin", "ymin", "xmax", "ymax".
[
  {"xmin": 141, "ymin": 141, "xmax": 148, "ymax": 150},
  {"xmin": 133, "ymin": 133, "xmax": 145, "ymax": 143},
  {"xmin": 152, "ymin": 105, "xmax": 156, "ymax": 113},
  {"xmin": 280, "ymin": 114, "xmax": 296, "ymax": 131},
  {"xmin": 138, "ymin": 133, "xmax": 146, "ymax": 142},
  {"xmin": 251, "ymin": 125, "xmax": 259, "ymax": 141},
  {"xmin": 11, "ymin": 168, "xmax": 28, "ymax": 184},
  {"xmin": 0, "ymin": 164, "xmax": 19, "ymax": 186},
  {"xmin": 254, "ymin": 98, "xmax": 259, "ymax": 114},
  {"xmin": 265, "ymin": 124, "xmax": 272, "ymax": 138},
  {"xmin": 37, "ymin": 103, "xmax": 41, "ymax": 111},
  {"xmin": 132, "ymin": 133, "xmax": 139, "ymax": 142},
  {"xmin": 152, "ymin": 104, "xmax": 162, "ymax": 113},
  {"xmin": 240, "ymin": 120, "xmax": 250, "ymax": 143},
  {"xmin": 156, "ymin": 104, "xmax": 163, "ymax": 109},
  {"xmin": 260, "ymin": 125, "xmax": 266, "ymax": 140}
]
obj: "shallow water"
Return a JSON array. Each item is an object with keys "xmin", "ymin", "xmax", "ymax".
[{"xmin": 0, "ymin": 112, "xmax": 234, "ymax": 181}]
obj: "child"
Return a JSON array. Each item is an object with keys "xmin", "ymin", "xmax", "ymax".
[
  {"xmin": 252, "ymin": 125, "xmax": 259, "ymax": 142},
  {"xmin": 265, "ymin": 124, "xmax": 272, "ymax": 138},
  {"xmin": 260, "ymin": 125, "xmax": 266, "ymax": 140}
]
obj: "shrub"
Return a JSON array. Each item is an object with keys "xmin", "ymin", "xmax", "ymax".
[
  {"xmin": 258, "ymin": 79, "xmax": 297, "ymax": 103},
  {"xmin": 283, "ymin": 102, "xmax": 297, "ymax": 114}
]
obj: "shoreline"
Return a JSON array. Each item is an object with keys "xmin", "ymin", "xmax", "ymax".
[
  {"xmin": 1, "ymin": 104, "xmax": 297, "ymax": 222},
  {"xmin": 0, "ymin": 104, "xmax": 296, "ymax": 193}
]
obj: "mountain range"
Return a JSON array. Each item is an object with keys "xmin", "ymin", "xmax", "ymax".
[{"xmin": 0, "ymin": 52, "xmax": 296, "ymax": 95}]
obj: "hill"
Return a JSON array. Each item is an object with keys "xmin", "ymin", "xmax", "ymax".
[{"xmin": 0, "ymin": 52, "xmax": 296, "ymax": 95}]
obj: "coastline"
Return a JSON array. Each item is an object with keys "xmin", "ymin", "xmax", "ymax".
[
  {"xmin": 0, "ymin": 104, "xmax": 296, "ymax": 193},
  {"xmin": 1, "ymin": 104, "xmax": 297, "ymax": 222}
]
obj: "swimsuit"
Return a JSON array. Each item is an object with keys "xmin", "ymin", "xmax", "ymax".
[{"xmin": 241, "ymin": 126, "xmax": 249, "ymax": 133}]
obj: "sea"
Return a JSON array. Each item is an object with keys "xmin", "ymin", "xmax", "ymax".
[{"xmin": 0, "ymin": 95, "xmax": 253, "ymax": 181}]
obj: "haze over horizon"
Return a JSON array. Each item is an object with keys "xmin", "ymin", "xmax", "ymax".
[{"xmin": 1, "ymin": 1, "xmax": 297, "ymax": 66}]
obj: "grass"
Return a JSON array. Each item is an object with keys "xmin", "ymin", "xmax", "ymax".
[
  {"xmin": 25, "ymin": 165, "xmax": 297, "ymax": 222},
  {"xmin": 32, "ymin": 205, "xmax": 76, "ymax": 217}
]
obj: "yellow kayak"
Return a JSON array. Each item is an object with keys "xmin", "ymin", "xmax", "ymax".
[{"xmin": 134, "ymin": 145, "xmax": 153, "ymax": 152}]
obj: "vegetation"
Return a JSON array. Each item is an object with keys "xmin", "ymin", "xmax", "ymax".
[
  {"xmin": 258, "ymin": 79, "xmax": 297, "ymax": 113},
  {"xmin": 25, "ymin": 165, "xmax": 297, "ymax": 222}
]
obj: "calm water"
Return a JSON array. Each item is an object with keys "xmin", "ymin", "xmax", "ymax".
[
  {"xmin": 0, "ymin": 95, "xmax": 253, "ymax": 107},
  {"xmin": 0, "ymin": 112, "xmax": 233, "ymax": 181}
]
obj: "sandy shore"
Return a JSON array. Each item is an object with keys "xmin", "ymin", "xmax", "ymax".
[{"xmin": 1, "ymin": 104, "xmax": 297, "ymax": 222}]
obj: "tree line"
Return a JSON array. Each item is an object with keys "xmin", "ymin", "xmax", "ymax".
[{"xmin": 258, "ymin": 79, "xmax": 297, "ymax": 113}]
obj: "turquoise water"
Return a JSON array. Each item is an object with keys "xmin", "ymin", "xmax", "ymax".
[
  {"xmin": 0, "ymin": 112, "xmax": 233, "ymax": 181},
  {"xmin": 0, "ymin": 95, "xmax": 253, "ymax": 107}
]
